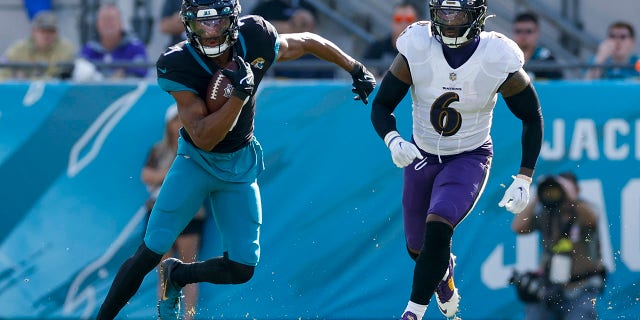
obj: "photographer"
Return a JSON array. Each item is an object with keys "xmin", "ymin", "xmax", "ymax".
[{"xmin": 511, "ymin": 172, "xmax": 606, "ymax": 320}]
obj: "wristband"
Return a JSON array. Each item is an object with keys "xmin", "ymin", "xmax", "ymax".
[
  {"xmin": 383, "ymin": 131, "xmax": 401, "ymax": 147},
  {"xmin": 516, "ymin": 174, "xmax": 532, "ymax": 183}
]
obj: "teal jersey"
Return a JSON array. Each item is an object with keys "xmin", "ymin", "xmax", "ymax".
[{"xmin": 156, "ymin": 15, "xmax": 279, "ymax": 153}]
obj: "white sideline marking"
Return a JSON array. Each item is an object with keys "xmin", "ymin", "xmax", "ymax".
[
  {"xmin": 23, "ymin": 81, "xmax": 46, "ymax": 107},
  {"xmin": 62, "ymin": 206, "xmax": 148, "ymax": 319},
  {"xmin": 67, "ymin": 83, "xmax": 147, "ymax": 177}
]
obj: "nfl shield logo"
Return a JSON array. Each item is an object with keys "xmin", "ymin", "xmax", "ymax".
[
  {"xmin": 224, "ymin": 84, "xmax": 234, "ymax": 98},
  {"xmin": 449, "ymin": 72, "xmax": 457, "ymax": 81}
]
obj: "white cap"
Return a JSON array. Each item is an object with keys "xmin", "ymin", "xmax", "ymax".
[{"xmin": 165, "ymin": 104, "xmax": 178, "ymax": 123}]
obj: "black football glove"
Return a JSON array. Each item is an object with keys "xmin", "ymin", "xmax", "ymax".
[
  {"xmin": 222, "ymin": 56, "xmax": 255, "ymax": 101},
  {"xmin": 349, "ymin": 61, "xmax": 376, "ymax": 105}
]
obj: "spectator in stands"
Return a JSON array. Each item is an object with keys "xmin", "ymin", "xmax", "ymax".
[
  {"xmin": 512, "ymin": 12, "xmax": 563, "ymax": 80},
  {"xmin": 160, "ymin": 0, "xmax": 186, "ymax": 48},
  {"xmin": 585, "ymin": 21, "xmax": 639, "ymax": 80},
  {"xmin": 79, "ymin": 3, "xmax": 149, "ymax": 79},
  {"xmin": 250, "ymin": 0, "xmax": 317, "ymax": 34},
  {"xmin": 364, "ymin": 2, "xmax": 419, "ymax": 61},
  {"xmin": 271, "ymin": 8, "xmax": 335, "ymax": 79},
  {"xmin": 142, "ymin": 105, "xmax": 208, "ymax": 320},
  {"xmin": 0, "ymin": 10, "xmax": 75, "ymax": 80},
  {"xmin": 363, "ymin": 1, "xmax": 419, "ymax": 78}
]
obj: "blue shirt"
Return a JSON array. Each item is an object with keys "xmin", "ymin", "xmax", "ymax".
[
  {"xmin": 79, "ymin": 32, "xmax": 149, "ymax": 78},
  {"xmin": 590, "ymin": 54, "xmax": 640, "ymax": 79}
]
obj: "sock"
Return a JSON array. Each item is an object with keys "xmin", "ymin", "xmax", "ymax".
[
  {"xmin": 96, "ymin": 244, "xmax": 162, "ymax": 320},
  {"xmin": 172, "ymin": 253, "xmax": 254, "ymax": 286},
  {"xmin": 173, "ymin": 256, "xmax": 231, "ymax": 286},
  {"xmin": 410, "ymin": 221, "xmax": 453, "ymax": 304},
  {"xmin": 403, "ymin": 300, "xmax": 427, "ymax": 320}
]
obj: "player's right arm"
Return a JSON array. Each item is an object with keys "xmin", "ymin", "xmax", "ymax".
[
  {"xmin": 370, "ymin": 54, "xmax": 423, "ymax": 168},
  {"xmin": 171, "ymin": 91, "xmax": 245, "ymax": 151},
  {"xmin": 370, "ymin": 53, "xmax": 411, "ymax": 139}
]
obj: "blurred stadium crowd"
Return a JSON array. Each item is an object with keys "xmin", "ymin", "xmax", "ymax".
[{"xmin": 0, "ymin": 0, "xmax": 638, "ymax": 81}]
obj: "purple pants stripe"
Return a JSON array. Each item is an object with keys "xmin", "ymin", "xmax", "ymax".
[{"xmin": 402, "ymin": 146, "xmax": 492, "ymax": 252}]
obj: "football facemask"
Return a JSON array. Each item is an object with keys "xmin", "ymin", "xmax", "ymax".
[
  {"xmin": 429, "ymin": 0, "xmax": 487, "ymax": 48},
  {"xmin": 181, "ymin": 0, "xmax": 240, "ymax": 57},
  {"xmin": 188, "ymin": 17, "xmax": 231, "ymax": 47}
]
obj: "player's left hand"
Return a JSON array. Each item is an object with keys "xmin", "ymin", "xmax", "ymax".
[
  {"xmin": 499, "ymin": 174, "xmax": 532, "ymax": 214},
  {"xmin": 350, "ymin": 61, "xmax": 376, "ymax": 105}
]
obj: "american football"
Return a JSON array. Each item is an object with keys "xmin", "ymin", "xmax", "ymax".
[{"xmin": 205, "ymin": 60, "xmax": 239, "ymax": 113}]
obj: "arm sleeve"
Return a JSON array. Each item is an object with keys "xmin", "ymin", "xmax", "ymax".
[
  {"xmin": 371, "ymin": 71, "xmax": 411, "ymax": 140},
  {"xmin": 503, "ymin": 83, "xmax": 543, "ymax": 170}
]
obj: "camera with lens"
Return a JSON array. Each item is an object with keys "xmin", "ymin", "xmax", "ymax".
[
  {"xmin": 509, "ymin": 270, "xmax": 545, "ymax": 302},
  {"xmin": 510, "ymin": 270, "xmax": 567, "ymax": 305},
  {"xmin": 537, "ymin": 175, "xmax": 568, "ymax": 208}
]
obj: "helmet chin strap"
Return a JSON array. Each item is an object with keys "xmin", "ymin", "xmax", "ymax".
[
  {"xmin": 196, "ymin": 38, "xmax": 232, "ymax": 57},
  {"xmin": 439, "ymin": 28, "xmax": 472, "ymax": 48}
]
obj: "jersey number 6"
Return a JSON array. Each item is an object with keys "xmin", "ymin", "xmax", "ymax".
[{"xmin": 430, "ymin": 92, "xmax": 462, "ymax": 137}]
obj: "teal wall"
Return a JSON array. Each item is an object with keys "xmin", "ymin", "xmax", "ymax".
[{"xmin": 0, "ymin": 80, "xmax": 638, "ymax": 319}]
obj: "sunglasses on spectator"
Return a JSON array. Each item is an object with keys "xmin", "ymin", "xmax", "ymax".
[
  {"xmin": 514, "ymin": 28, "xmax": 535, "ymax": 35},
  {"xmin": 393, "ymin": 14, "xmax": 417, "ymax": 23},
  {"xmin": 608, "ymin": 33, "xmax": 630, "ymax": 40}
]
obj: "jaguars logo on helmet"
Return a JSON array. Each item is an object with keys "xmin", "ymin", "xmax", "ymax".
[
  {"xmin": 429, "ymin": 0, "xmax": 488, "ymax": 48},
  {"xmin": 180, "ymin": 0, "xmax": 242, "ymax": 57}
]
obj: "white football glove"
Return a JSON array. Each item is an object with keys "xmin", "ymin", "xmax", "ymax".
[
  {"xmin": 384, "ymin": 131, "xmax": 423, "ymax": 168},
  {"xmin": 499, "ymin": 174, "xmax": 532, "ymax": 214}
]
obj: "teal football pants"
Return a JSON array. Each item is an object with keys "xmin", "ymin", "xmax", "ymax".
[{"xmin": 144, "ymin": 153, "xmax": 262, "ymax": 266}]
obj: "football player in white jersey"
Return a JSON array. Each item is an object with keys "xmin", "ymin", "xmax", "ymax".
[{"xmin": 370, "ymin": 0, "xmax": 543, "ymax": 319}]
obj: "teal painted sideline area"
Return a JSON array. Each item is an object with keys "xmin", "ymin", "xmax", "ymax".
[{"xmin": 0, "ymin": 80, "xmax": 638, "ymax": 319}]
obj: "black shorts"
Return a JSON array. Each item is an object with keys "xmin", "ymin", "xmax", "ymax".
[
  {"xmin": 181, "ymin": 217, "xmax": 205, "ymax": 236},
  {"xmin": 145, "ymin": 209, "xmax": 206, "ymax": 237}
]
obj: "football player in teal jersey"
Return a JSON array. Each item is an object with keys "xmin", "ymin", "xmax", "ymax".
[{"xmin": 96, "ymin": 1, "xmax": 375, "ymax": 319}]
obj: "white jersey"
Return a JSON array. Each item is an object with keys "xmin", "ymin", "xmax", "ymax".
[{"xmin": 396, "ymin": 21, "xmax": 524, "ymax": 156}]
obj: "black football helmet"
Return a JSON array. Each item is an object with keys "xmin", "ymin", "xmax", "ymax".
[
  {"xmin": 180, "ymin": 0, "xmax": 241, "ymax": 57},
  {"xmin": 429, "ymin": 0, "xmax": 487, "ymax": 48}
]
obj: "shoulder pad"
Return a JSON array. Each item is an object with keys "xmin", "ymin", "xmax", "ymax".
[
  {"xmin": 157, "ymin": 42, "xmax": 188, "ymax": 67},
  {"xmin": 239, "ymin": 15, "xmax": 276, "ymax": 36},
  {"xmin": 396, "ymin": 21, "xmax": 434, "ymax": 62},
  {"xmin": 480, "ymin": 32, "xmax": 524, "ymax": 75}
]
